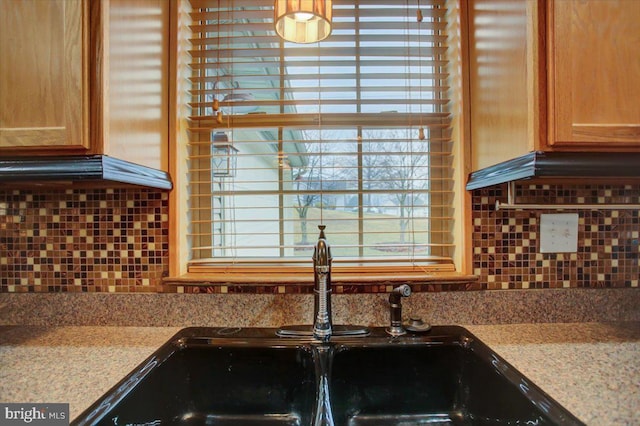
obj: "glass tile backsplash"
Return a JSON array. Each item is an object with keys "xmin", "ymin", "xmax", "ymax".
[
  {"xmin": 1, "ymin": 183, "xmax": 637, "ymax": 292},
  {"xmin": 0, "ymin": 189, "xmax": 168, "ymax": 292},
  {"xmin": 472, "ymin": 183, "xmax": 639, "ymax": 289}
]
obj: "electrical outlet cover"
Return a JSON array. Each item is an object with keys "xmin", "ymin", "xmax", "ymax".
[{"xmin": 539, "ymin": 213, "xmax": 579, "ymax": 253}]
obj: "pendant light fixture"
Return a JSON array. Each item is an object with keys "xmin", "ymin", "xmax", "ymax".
[{"xmin": 274, "ymin": 0, "xmax": 333, "ymax": 44}]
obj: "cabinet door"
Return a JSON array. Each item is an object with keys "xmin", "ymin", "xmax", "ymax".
[
  {"xmin": 0, "ymin": 0, "xmax": 89, "ymax": 150},
  {"xmin": 548, "ymin": 0, "xmax": 640, "ymax": 148}
]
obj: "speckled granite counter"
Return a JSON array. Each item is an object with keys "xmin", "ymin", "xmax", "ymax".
[
  {"xmin": 0, "ymin": 323, "xmax": 638, "ymax": 425},
  {"xmin": 2, "ymin": 289, "xmax": 639, "ymax": 326}
]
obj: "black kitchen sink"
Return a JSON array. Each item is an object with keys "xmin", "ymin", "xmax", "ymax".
[
  {"xmin": 72, "ymin": 326, "xmax": 584, "ymax": 426},
  {"xmin": 330, "ymin": 340, "xmax": 575, "ymax": 425}
]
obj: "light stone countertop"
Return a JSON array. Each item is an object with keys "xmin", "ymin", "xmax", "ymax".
[{"xmin": 0, "ymin": 323, "xmax": 638, "ymax": 425}]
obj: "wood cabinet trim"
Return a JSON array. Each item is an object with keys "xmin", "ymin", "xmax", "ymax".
[{"xmin": 89, "ymin": 0, "xmax": 109, "ymax": 155}]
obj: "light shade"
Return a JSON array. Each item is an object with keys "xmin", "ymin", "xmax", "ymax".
[{"xmin": 274, "ymin": 0, "xmax": 333, "ymax": 44}]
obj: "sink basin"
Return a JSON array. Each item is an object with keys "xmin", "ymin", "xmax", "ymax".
[
  {"xmin": 73, "ymin": 328, "xmax": 316, "ymax": 426},
  {"xmin": 330, "ymin": 335, "xmax": 575, "ymax": 425},
  {"xmin": 72, "ymin": 326, "xmax": 584, "ymax": 426}
]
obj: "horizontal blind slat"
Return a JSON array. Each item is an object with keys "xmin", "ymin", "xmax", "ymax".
[
  {"xmin": 190, "ymin": 6, "xmax": 447, "ymax": 22},
  {"xmin": 189, "ymin": 0, "xmax": 447, "ymax": 8},
  {"xmin": 188, "ymin": 74, "xmax": 450, "ymax": 84},
  {"xmin": 189, "ymin": 21, "xmax": 448, "ymax": 33},
  {"xmin": 190, "ymin": 34, "xmax": 449, "ymax": 47},
  {"xmin": 189, "ymin": 46, "xmax": 447, "ymax": 59},
  {"xmin": 187, "ymin": 113, "xmax": 451, "ymax": 130}
]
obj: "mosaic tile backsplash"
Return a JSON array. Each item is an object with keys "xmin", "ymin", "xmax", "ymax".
[
  {"xmin": 472, "ymin": 183, "xmax": 639, "ymax": 290},
  {"xmin": 0, "ymin": 189, "xmax": 169, "ymax": 292},
  {"xmin": 1, "ymin": 183, "xmax": 638, "ymax": 292}
]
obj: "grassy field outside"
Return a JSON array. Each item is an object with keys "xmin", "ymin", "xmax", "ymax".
[{"xmin": 293, "ymin": 207, "xmax": 429, "ymax": 257}]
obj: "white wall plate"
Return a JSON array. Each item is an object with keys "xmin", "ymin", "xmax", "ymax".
[{"xmin": 539, "ymin": 213, "xmax": 579, "ymax": 253}]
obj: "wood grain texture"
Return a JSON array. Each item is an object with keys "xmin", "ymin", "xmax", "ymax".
[
  {"xmin": 548, "ymin": 0, "xmax": 640, "ymax": 147},
  {"xmin": 106, "ymin": 0, "xmax": 170, "ymax": 171},
  {"xmin": 447, "ymin": 0, "xmax": 473, "ymax": 274},
  {"xmin": 0, "ymin": 0, "xmax": 89, "ymax": 150},
  {"xmin": 88, "ymin": 0, "xmax": 109, "ymax": 155},
  {"xmin": 0, "ymin": 0, "xmax": 170, "ymax": 166},
  {"xmin": 467, "ymin": 0, "xmax": 544, "ymax": 170},
  {"xmin": 469, "ymin": 0, "xmax": 640, "ymax": 172},
  {"xmin": 169, "ymin": 0, "xmax": 192, "ymax": 277}
]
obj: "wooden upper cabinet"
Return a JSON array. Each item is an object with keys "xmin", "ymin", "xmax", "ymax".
[
  {"xmin": 548, "ymin": 0, "xmax": 640, "ymax": 147},
  {"xmin": 0, "ymin": 0, "xmax": 169, "ymax": 172},
  {"xmin": 469, "ymin": 0, "xmax": 640, "ymax": 171},
  {"xmin": 0, "ymin": 0, "xmax": 89, "ymax": 150}
]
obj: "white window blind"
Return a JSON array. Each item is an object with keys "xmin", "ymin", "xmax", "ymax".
[{"xmin": 187, "ymin": 0, "xmax": 454, "ymax": 271}]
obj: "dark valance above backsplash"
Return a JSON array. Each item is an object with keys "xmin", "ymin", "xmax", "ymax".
[
  {"xmin": 0, "ymin": 155, "xmax": 172, "ymax": 190},
  {"xmin": 466, "ymin": 151, "xmax": 640, "ymax": 190}
]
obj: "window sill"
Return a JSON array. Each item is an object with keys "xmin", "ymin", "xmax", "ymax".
[{"xmin": 163, "ymin": 271, "xmax": 480, "ymax": 293}]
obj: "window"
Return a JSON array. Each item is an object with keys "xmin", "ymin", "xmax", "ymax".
[{"xmin": 185, "ymin": 0, "xmax": 455, "ymax": 275}]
